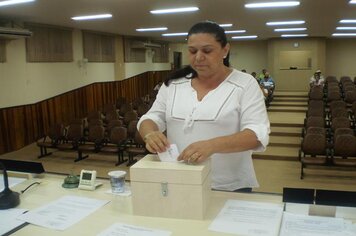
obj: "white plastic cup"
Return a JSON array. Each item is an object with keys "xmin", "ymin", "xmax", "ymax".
[{"xmin": 108, "ymin": 170, "xmax": 126, "ymax": 193}]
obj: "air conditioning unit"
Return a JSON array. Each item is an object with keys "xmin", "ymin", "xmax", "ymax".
[
  {"xmin": 131, "ymin": 40, "xmax": 161, "ymax": 49},
  {"xmin": 0, "ymin": 27, "xmax": 33, "ymax": 39}
]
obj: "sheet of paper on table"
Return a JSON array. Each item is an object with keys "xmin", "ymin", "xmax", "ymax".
[
  {"xmin": 17, "ymin": 195, "xmax": 109, "ymax": 230},
  {"xmin": 279, "ymin": 212, "xmax": 356, "ymax": 236},
  {"xmin": 0, "ymin": 208, "xmax": 28, "ymax": 235},
  {"xmin": 209, "ymin": 199, "xmax": 284, "ymax": 236},
  {"xmin": 97, "ymin": 223, "xmax": 172, "ymax": 236}
]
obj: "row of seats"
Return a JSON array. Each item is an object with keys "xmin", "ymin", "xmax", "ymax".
[
  {"xmin": 300, "ymin": 77, "xmax": 356, "ymax": 179},
  {"xmin": 37, "ymin": 91, "xmax": 158, "ymax": 166}
]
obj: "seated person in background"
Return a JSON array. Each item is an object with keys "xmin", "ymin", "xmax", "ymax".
[
  {"xmin": 309, "ymin": 70, "xmax": 325, "ymax": 87},
  {"xmin": 260, "ymin": 72, "xmax": 275, "ymax": 92},
  {"xmin": 260, "ymin": 72, "xmax": 275, "ymax": 106},
  {"xmin": 259, "ymin": 69, "xmax": 267, "ymax": 81}
]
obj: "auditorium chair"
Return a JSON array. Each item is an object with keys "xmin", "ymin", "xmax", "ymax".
[
  {"xmin": 299, "ymin": 132, "xmax": 330, "ymax": 179},
  {"xmin": 37, "ymin": 123, "xmax": 65, "ymax": 158},
  {"xmin": 76, "ymin": 125, "xmax": 106, "ymax": 162},
  {"xmin": 100, "ymin": 126, "xmax": 128, "ymax": 166}
]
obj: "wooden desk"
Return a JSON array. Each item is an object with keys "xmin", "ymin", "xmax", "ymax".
[{"xmin": 11, "ymin": 173, "xmax": 283, "ymax": 236}]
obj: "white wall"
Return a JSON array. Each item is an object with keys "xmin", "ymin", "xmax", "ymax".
[
  {"xmin": 125, "ymin": 48, "xmax": 170, "ymax": 78},
  {"xmin": 229, "ymin": 40, "xmax": 268, "ymax": 74},
  {"xmin": 326, "ymin": 39, "xmax": 356, "ymax": 79},
  {"xmin": 0, "ymin": 29, "xmax": 115, "ymax": 108}
]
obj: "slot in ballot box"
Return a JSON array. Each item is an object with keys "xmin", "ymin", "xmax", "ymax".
[{"xmin": 130, "ymin": 154, "xmax": 211, "ymax": 220}]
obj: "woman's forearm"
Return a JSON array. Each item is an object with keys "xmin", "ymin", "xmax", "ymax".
[{"xmin": 209, "ymin": 129, "xmax": 260, "ymax": 154}]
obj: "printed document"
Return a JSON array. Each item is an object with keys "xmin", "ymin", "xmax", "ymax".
[
  {"xmin": 280, "ymin": 212, "xmax": 355, "ymax": 236},
  {"xmin": 17, "ymin": 195, "xmax": 109, "ymax": 230},
  {"xmin": 97, "ymin": 223, "xmax": 172, "ymax": 236},
  {"xmin": 0, "ymin": 208, "xmax": 28, "ymax": 235},
  {"xmin": 209, "ymin": 199, "xmax": 283, "ymax": 236}
]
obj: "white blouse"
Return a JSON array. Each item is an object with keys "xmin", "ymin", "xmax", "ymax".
[{"xmin": 138, "ymin": 69, "xmax": 270, "ymax": 191}]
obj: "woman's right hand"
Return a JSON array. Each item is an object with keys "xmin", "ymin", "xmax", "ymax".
[{"xmin": 143, "ymin": 131, "xmax": 170, "ymax": 153}]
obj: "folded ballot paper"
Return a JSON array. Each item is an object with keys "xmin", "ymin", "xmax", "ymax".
[{"xmin": 157, "ymin": 144, "xmax": 179, "ymax": 162}]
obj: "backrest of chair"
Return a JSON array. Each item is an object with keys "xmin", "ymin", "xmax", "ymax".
[
  {"xmin": 334, "ymin": 134, "xmax": 356, "ymax": 158},
  {"xmin": 88, "ymin": 118, "xmax": 103, "ymax": 127},
  {"xmin": 48, "ymin": 123, "xmax": 64, "ymax": 140},
  {"xmin": 326, "ymin": 76, "xmax": 338, "ymax": 84},
  {"xmin": 116, "ymin": 97, "xmax": 127, "ymax": 109},
  {"xmin": 331, "ymin": 117, "xmax": 351, "ymax": 131},
  {"xmin": 102, "ymin": 104, "xmax": 116, "ymax": 115},
  {"xmin": 329, "ymin": 100, "xmax": 346, "ymax": 111},
  {"xmin": 305, "ymin": 117, "xmax": 325, "ymax": 128},
  {"xmin": 119, "ymin": 103, "xmax": 133, "ymax": 116},
  {"xmin": 327, "ymin": 91, "xmax": 341, "ymax": 102},
  {"xmin": 87, "ymin": 110, "xmax": 102, "ymax": 122},
  {"xmin": 107, "ymin": 119, "xmax": 123, "ymax": 131},
  {"xmin": 302, "ymin": 133, "xmax": 326, "ymax": 155},
  {"xmin": 66, "ymin": 123, "xmax": 83, "ymax": 141},
  {"xmin": 344, "ymin": 91, "xmax": 356, "ymax": 104},
  {"xmin": 127, "ymin": 120, "xmax": 138, "ymax": 139},
  {"xmin": 105, "ymin": 110, "xmax": 119, "ymax": 123},
  {"xmin": 307, "ymin": 107, "xmax": 324, "ymax": 117},
  {"xmin": 334, "ymin": 128, "xmax": 354, "ymax": 141},
  {"xmin": 123, "ymin": 110, "xmax": 138, "ymax": 126},
  {"xmin": 340, "ymin": 76, "xmax": 351, "ymax": 84},
  {"xmin": 306, "ymin": 127, "xmax": 326, "ymax": 137},
  {"xmin": 87, "ymin": 125, "xmax": 105, "ymax": 142},
  {"xmin": 309, "ymin": 87, "xmax": 324, "ymax": 100},
  {"xmin": 330, "ymin": 107, "xmax": 349, "ymax": 119},
  {"xmin": 308, "ymin": 100, "xmax": 324, "ymax": 109},
  {"xmin": 109, "ymin": 127, "xmax": 127, "ymax": 145},
  {"xmin": 137, "ymin": 103, "xmax": 150, "ymax": 117}
]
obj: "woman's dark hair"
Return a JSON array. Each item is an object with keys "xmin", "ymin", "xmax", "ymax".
[{"xmin": 164, "ymin": 21, "xmax": 230, "ymax": 86}]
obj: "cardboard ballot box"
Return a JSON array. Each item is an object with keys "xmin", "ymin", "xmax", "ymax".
[{"xmin": 130, "ymin": 154, "xmax": 211, "ymax": 220}]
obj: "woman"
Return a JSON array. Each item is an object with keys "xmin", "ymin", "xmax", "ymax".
[{"xmin": 137, "ymin": 21, "xmax": 270, "ymax": 192}]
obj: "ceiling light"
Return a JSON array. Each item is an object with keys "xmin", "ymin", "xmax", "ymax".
[
  {"xmin": 162, "ymin": 32, "xmax": 188, "ymax": 37},
  {"xmin": 339, "ymin": 19, "xmax": 356, "ymax": 24},
  {"xmin": 150, "ymin": 7, "xmax": 199, "ymax": 14},
  {"xmin": 0, "ymin": 0, "xmax": 35, "ymax": 7},
  {"xmin": 245, "ymin": 1, "xmax": 300, "ymax": 8},
  {"xmin": 71, "ymin": 14, "xmax": 112, "ymax": 21},
  {"xmin": 281, "ymin": 34, "xmax": 308, "ymax": 37},
  {"xmin": 136, "ymin": 27, "xmax": 168, "ymax": 32},
  {"xmin": 219, "ymin": 24, "xmax": 233, "ymax": 28},
  {"xmin": 232, "ymin": 35, "xmax": 258, "ymax": 39},
  {"xmin": 332, "ymin": 33, "xmax": 356, "ymax": 37},
  {"xmin": 266, "ymin": 20, "xmax": 305, "ymax": 26},
  {"xmin": 274, "ymin": 28, "xmax": 307, "ymax": 32},
  {"xmin": 336, "ymin": 27, "xmax": 356, "ymax": 30},
  {"xmin": 225, "ymin": 30, "xmax": 246, "ymax": 34},
  {"xmin": 349, "ymin": 0, "xmax": 356, "ymax": 4}
]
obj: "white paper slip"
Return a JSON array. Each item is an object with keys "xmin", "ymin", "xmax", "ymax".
[
  {"xmin": 280, "ymin": 212, "xmax": 353, "ymax": 236},
  {"xmin": 209, "ymin": 199, "xmax": 283, "ymax": 236},
  {"xmin": 158, "ymin": 144, "xmax": 179, "ymax": 162},
  {"xmin": 17, "ymin": 195, "xmax": 109, "ymax": 231},
  {"xmin": 0, "ymin": 208, "xmax": 28, "ymax": 235},
  {"xmin": 97, "ymin": 223, "xmax": 172, "ymax": 236}
]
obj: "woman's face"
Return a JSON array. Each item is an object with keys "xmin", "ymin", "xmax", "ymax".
[{"xmin": 187, "ymin": 33, "xmax": 229, "ymax": 77}]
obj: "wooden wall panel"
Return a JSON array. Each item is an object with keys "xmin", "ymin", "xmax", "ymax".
[{"xmin": 0, "ymin": 70, "xmax": 170, "ymax": 155}]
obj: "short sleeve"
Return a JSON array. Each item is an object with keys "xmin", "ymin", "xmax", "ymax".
[{"xmin": 239, "ymin": 79, "xmax": 270, "ymax": 152}]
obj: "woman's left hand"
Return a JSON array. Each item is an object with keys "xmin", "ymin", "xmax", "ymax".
[{"xmin": 177, "ymin": 140, "xmax": 213, "ymax": 164}]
